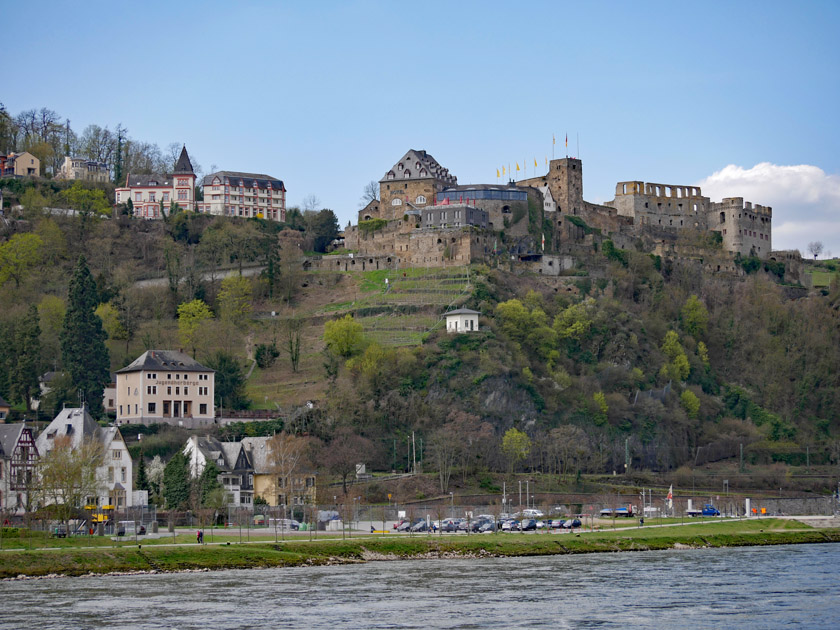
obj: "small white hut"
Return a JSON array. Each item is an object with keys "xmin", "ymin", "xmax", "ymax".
[{"xmin": 444, "ymin": 308, "xmax": 480, "ymax": 333}]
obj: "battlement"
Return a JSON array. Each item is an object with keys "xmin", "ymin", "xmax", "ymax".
[
  {"xmin": 614, "ymin": 181, "xmax": 703, "ymax": 199},
  {"xmin": 717, "ymin": 197, "xmax": 772, "ymax": 217}
]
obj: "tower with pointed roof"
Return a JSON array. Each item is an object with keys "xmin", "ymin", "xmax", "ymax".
[{"xmin": 114, "ymin": 145, "xmax": 197, "ymax": 219}]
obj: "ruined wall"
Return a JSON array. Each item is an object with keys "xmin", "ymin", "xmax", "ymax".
[
  {"xmin": 606, "ymin": 181, "xmax": 710, "ymax": 230},
  {"xmin": 709, "ymin": 197, "xmax": 772, "ymax": 258}
]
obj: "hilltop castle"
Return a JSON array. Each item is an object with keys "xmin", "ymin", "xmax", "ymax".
[{"xmin": 314, "ymin": 149, "xmax": 773, "ymax": 272}]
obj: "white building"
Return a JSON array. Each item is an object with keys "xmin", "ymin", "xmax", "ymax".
[
  {"xmin": 115, "ymin": 350, "xmax": 215, "ymax": 427},
  {"xmin": 114, "ymin": 146, "xmax": 196, "ymax": 219},
  {"xmin": 199, "ymin": 171, "xmax": 286, "ymax": 221},
  {"xmin": 183, "ymin": 435, "xmax": 253, "ymax": 508},
  {"xmin": 445, "ymin": 308, "xmax": 480, "ymax": 333},
  {"xmin": 35, "ymin": 407, "xmax": 133, "ymax": 509}
]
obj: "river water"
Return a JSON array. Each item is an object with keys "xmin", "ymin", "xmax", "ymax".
[{"xmin": 1, "ymin": 543, "xmax": 837, "ymax": 629}]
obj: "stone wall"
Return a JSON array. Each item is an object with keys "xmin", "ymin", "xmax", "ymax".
[{"xmin": 710, "ymin": 197, "xmax": 772, "ymax": 258}]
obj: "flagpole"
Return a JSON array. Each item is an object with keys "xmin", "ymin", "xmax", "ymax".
[{"xmin": 577, "ymin": 133, "xmax": 580, "ymax": 160}]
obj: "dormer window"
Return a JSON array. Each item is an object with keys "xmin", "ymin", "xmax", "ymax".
[
  {"xmin": 387, "ymin": 172, "xmax": 395, "ymax": 180},
  {"xmin": 398, "ymin": 163, "xmax": 404, "ymax": 170},
  {"xmin": 404, "ymin": 170, "xmax": 411, "ymax": 178}
]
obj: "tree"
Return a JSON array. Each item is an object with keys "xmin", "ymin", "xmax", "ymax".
[
  {"xmin": 95, "ymin": 302, "xmax": 128, "ymax": 341},
  {"xmin": 35, "ymin": 436, "xmax": 104, "ymax": 528},
  {"xmin": 501, "ymin": 427, "xmax": 531, "ymax": 474},
  {"xmin": 808, "ymin": 241, "xmax": 824, "ymax": 260},
  {"xmin": 304, "ymin": 209, "xmax": 339, "ymax": 253},
  {"xmin": 11, "ymin": 306, "xmax": 41, "ymax": 412},
  {"xmin": 429, "ymin": 423, "xmax": 460, "ymax": 492},
  {"xmin": 285, "ymin": 316, "xmax": 303, "ymax": 372},
  {"xmin": 323, "ymin": 314, "xmax": 363, "ymax": 357},
  {"xmin": 592, "ymin": 391, "xmax": 608, "ymax": 426},
  {"xmin": 162, "ymin": 450, "xmax": 191, "ymax": 510},
  {"xmin": 302, "ymin": 194, "xmax": 320, "ymax": 211},
  {"xmin": 197, "ymin": 460, "xmax": 222, "ymax": 505},
  {"xmin": 322, "ymin": 427, "xmax": 374, "ymax": 495},
  {"xmin": 681, "ymin": 294, "xmax": 709, "ymax": 339},
  {"xmin": 60, "ymin": 256, "xmax": 111, "ymax": 417},
  {"xmin": 360, "ymin": 180, "xmax": 379, "ymax": 206},
  {"xmin": 268, "ymin": 432, "xmax": 309, "ymax": 507},
  {"xmin": 0, "ymin": 233, "xmax": 43, "ymax": 288},
  {"xmin": 177, "ymin": 299, "xmax": 214, "ymax": 357},
  {"xmin": 660, "ymin": 330, "xmax": 690, "ymax": 381},
  {"xmin": 206, "ymin": 351, "xmax": 249, "ymax": 410},
  {"xmin": 135, "ymin": 452, "xmax": 151, "ymax": 495},
  {"xmin": 217, "ymin": 274, "xmax": 253, "ymax": 328},
  {"xmin": 61, "ymin": 182, "xmax": 111, "ymax": 218},
  {"xmin": 680, "ymin": 389, "xmax": 701, "ymax": 419}
]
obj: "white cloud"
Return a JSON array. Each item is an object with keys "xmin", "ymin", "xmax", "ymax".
[{"xmin": 696, "ymin": 163, "xmax": 840, "ymax": 255}]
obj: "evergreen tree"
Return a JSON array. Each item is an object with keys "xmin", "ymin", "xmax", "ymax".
[
  {"xmin": 207, "ymin": 351, "xmax": 250, "ymax": 410},
  {"xmin": 135, "ymin": 451, "xmax": 150, "ymax": 494},
  {"xmin": 60, "ymin": 255, "xmax": 110, "ymax": 417},
  {"xmin": 199, "ymin": 460, "xmax": 222, "ymax": 505},
  {"xmin": 162, "ymin": 451, "xmax": 191, "ymax": 510},
  {"xmin": 11, "ymin": 306, "xmax": 41, "ymax": 412}
]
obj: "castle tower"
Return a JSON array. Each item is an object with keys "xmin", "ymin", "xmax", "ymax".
[
  {"xmin": 379, "ymin": 149, "xmax": 457, "ymax": 220},
  {"xmin": 172, "ymin": 145, "xmax": 196, "ymax": 211},
  {"xmin": 546, "ymin": 157, "xmax": 584, "ymax": 216}
]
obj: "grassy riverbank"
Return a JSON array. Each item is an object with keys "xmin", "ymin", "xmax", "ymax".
[{"xmin": 2, "ymin": 519, "xmax": 838, "ymax": 579}]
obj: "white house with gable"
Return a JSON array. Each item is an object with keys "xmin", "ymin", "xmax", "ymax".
[{"xmin": 445, "ymin": 308, "xmax": 480, "ymax": 333}]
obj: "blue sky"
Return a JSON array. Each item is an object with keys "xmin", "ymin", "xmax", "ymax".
[{"xmin": 4, "ymin": 0, "xmax": 840, "ymax": 254}]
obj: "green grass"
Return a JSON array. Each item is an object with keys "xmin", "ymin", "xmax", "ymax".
[
  {"xmin": 808, "ymin": 271, "xmax": 833, "ymax": 288},
  {"xmin": 2, "ymin": 520, "xmax": 836, "ymax": 578}
]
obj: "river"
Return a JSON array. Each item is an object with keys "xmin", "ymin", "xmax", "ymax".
[{"xmin": 1, "ymin": 543, "xmax": 837, "ymax": 629}]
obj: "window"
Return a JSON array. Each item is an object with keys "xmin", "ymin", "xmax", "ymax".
[
  {"xmin": 148, "ymin": 402, "xmax": 156, "ymax": 414},
  {"xmin": 178, "ymin": 178, "xmax": 188, "ymax": 186},
  {"xmin": 112, "ymin": 450, "xmax": 121, "ymax": 459},
  {"xmin": 415, "ymin": 195, "xmax": 426, "ymax": 204},
  {"xmin": 149, "ymin": 192, "xmax": 156, "ymax": 202},
  {"xmin": 135, "ymin": 192, "xmax": 142, "ymax": 202},
  {"xmin": 167, "ymin": 386, "xmax": 172, "ymax": 395},
  {"xmin": 167, "ymin": 374, "xmax": 171, "ymax": 380},
  {"xmin": 391, "ymin": 198, "xmax": 402, "ymax": 206},
  {"xmin": 119, "ymin": 405, "xmax": 123, "ymax": 415},
  {"xmin": 184, "ymin": 387, "xmax": 189, "ymax": 395},
  {"xmin": 121, "ymin": 468, "xmax": 127, "ymax": 483},
  {"xmin": 199, "ymin": 403, "xmax": 207, "ymax": 414},
  {"xmin": 178, "ymin": 190, "xmax": 187, "ymax": 201}
]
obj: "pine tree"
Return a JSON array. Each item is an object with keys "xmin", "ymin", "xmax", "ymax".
[
  {"xmin": 162, "ymin": 451, "xmax": 191, "ymax": 510},
  {"xmin": 60, "ymin": 255, "xmax": 110, "ymax": 417},
  {"xmin": 11, "ymin": 306, "xmax": 41, "ymax": 412},
  {"xmin": 135, "ymin": 451, "xmax": 150, "ymax": 494},
  {"xmin": 199, "ymin": 460, "xmax": 222, "ymax": 505}
]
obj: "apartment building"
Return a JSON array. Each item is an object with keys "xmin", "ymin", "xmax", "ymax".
[
  {"xmin": 199, "ymin": 170, "xmax": 286, "ymax": 222},
  {"xmin": 115, "ymin": 350, "xmax": 215, "ymax": 427},
  {"xmin": 0, "ymin": 151, "xmax": 40, "ymax": 177}
]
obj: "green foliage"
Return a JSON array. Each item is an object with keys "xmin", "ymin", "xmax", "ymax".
[
  {"xmin": 305, "ymin": 209, "xmax": 340, "ymax": 253},
  {"xmin": 198, "ymin": 460, "xmax": 222, "ymax": 505},
  {"xmin": 255, "ymin": 343, "xmax": 280, "ymax": 369},
  {"xmin": 61, "ymin": 182, "xmax": 110, "ymax": 217},
  {"xmin": 358, "ymin": 218, "xmax": 387, "ymax": 234},
  {"xmin": 219, "ymin": 418, "xmax": 284, "ymax": 440},
  {"xmin": 60, "ymin": 256, "xmax": 110, "ymax": 417},
  {"xmin": 177, "ymin": 299, "xmax": 214, "ymax": 356},
  {"xmin": 135, "ymin": 453, "xmax": 151, "ymax": 494},
  {"xmin": 660, "ymin": 330, "xmax": 690, "ymax": 381},
  {"xmin": 593, "ymin": 391, "xmax": 608, "ymax": 426},
  {"xmin": 681, "ymin": 294, "xmax": 709, "ymax": 339},
  {"xmin": 324, "ymin": 314, "xmax": 364, "ymax": 357},
  {"xmin": 95, "ymin": 302, "xmax": 127, "ymax": 340},
  {"xmin": 566, "ymin": 215, "xmax": 600, "ymax": 235},
  {"xmin": 9, "ymin": 306, "xmax": 41, "ymax": 411},
  {"xmin": 680, "ymin": 389, "xmax": 700, "ymax": 419},
  {"xmin": 0, "ymin": 233, "xmax": 43, "ymax": 287},
  {"xmin": 501, "ymin": 427, "xmax": 531, "ymax": 471},
  {"xmin": 162, "ymin": 450, "xmax": 191, "ymax": 510},
  {"xmin": 217, "ymin": 275, "xmax": 253, "ymax": 328},
  {"xmin": 602, "ymin": 240, "xmax": 628, "ymax": 267},
  {"xmin": 207, "ymin": 351, "xmax": 250, "ymax": 410}
]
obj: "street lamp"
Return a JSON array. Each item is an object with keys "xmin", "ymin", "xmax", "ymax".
[{"xmin": 449, "ymin": 492, "xmax": 454, "ymax": 519}]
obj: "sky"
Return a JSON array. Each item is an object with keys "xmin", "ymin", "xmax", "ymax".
[{"xmin": 3, "ymin": 0, "xmax": 840, "ymax": 255}]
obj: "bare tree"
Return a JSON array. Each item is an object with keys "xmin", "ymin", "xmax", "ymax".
[
  {"xmin": 35, "ymin": 436, "xmax": 104, "ymax": 530},
  {"xmin": 268, "ymin": 433, "xmax": 310, "ymax": 519},
  {"xmin": 429, "ymin": 424, "xmax": 460, "ymax": 493},
  {"xmin": 808, "ymin": 241, "xmax": 824, "ymax": 260},
  {"xmin": 285, "ymin": 315, "xmax": 303, "ymax": 372},
  {"xmin": 302, "ymin": 194, "xmax": 321, "ymax": 211},
  {"xmin": 360, "ymin": 180, "xmax": 379, "ymax": 206}
]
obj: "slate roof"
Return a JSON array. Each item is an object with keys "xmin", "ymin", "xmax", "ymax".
[
  {"xmin": 0, "ymin": 424, "xmax": 25, "ymax": 458},
  {"xmin": 380, "ymin": 149, "xmax": 457, "ymax": 186},
  {"xmin": 34, "ymin": 407, "xmax": 104, "ymax": 453},
  {"xmin": 202, "ymin": 171, "xmax": 286, "ymax": 192},
  {"xmin": 116, "ymin": 350, "xmax": 213, "ymax": 374},
  {"xmin": 125, "ymin": 173, "xmax": 172, "ymax": 187},
  {"xmin": 241, "ymin": 436, "xmax": 272, "ymax": 474},
  {"xmin": 173, "ymin": 146, "xmax": 194, "ymax": 174}
]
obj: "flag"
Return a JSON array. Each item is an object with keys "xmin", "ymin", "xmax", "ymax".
[
  {"xmin": 516, "ymin": 162, "xmax": 520, "ymax": 171},
  {"xmin": 545, "ymin": 157, "xmax": 548, "ymax": 167},
  {"xmin": 553, "ymin": 134, "xmax": 555, "ymax": 145},
  {"xmin": 565, "ymin": 133, "xmax": 568, "ymax": 148},
  {"xmin": 502, "ymin": 165, "xmax": 505, "ymax": 175},
  {"xmin": 496, "ymin": 168, "xmax": 500, "ymax": 178},
  {"xmin": 534, "ymin": 157, "xmax": 537, "ymax": 167},
  {"xmin": 541, "ymin": 233, "xmax": 545, "ymax": 251},
  {"xmin": 666, "ymin": 484, "xmax": 673, "ymax": 510},
  {"xmin": 493, "ymin": 238, "xmax": 497, "ymax": 253}
]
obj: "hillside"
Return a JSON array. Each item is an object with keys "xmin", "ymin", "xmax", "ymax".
[{"xmin": 2, "ymin": 200, "xmax": 840, "ymax": 494}]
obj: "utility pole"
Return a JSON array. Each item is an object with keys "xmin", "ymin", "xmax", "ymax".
[
  {"xmin": 625, "ymin": 438, "xmax": 630, "ymax": 475},
  {"xmin": 412, "ymin": 432, "xmax": 416, "ymax": 474},
  {"xmin": 740, "ymin": 443, "xmax": 744, "ymax": 473}
]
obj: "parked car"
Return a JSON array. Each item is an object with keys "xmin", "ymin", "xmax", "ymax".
[
  {"xmin": 561, "ymin": 518, "xmax": 582, "ymax": 529},
  {"xmin": 478, "ymin": 521, "xmax": 497, "ymax": 533},
  {"xmin": 410, "ymin": 520, "xmax": 430, "ymax": 532},
  {"xmin": 440, "ymin": 519, "xmax": 459, "ymax": 532},
  {"xmin": 521, "ymin": 509, "xmax": 544, "ymax": 518},
  {"xmin": 270, "ymin": 518, "xmax": 300, "ymax": 530},
  {"xmin": 393, "ymin": 519, "xmax": 409, "ymax": 530},
  {"xmin": 502, "ymin": 519, "xmax": 520, "ymax": 531},
  {"xmin": 520, "ymin": 519, "xmax": 537, "ymax": 531},
  {"xmin": 396, "ymin": 520, "xmax": 413, "ymax": 532},
  {"xmin": 549, "ymin": 519, "xmax": 566, "ymax": 529}
]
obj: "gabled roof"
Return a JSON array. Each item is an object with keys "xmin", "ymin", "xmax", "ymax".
[
  {"xmin": 187, "ymin": 436, "xmax": 252, "ymax": 474},
  {"xmin": 380, "ymin": 149, "xmax": 457, "ymax": 186},
  {"xmin": 0, "ymin": 393, "xmax": 9, "ymax": 407},
  {"xmin": 0, "ymin": 424, "xmax": 26, "ymax": 458},
  {"xmin": 202, "ymin": 171, "xmax": 286, "ymax": 192},
  {"xmin": 173, "ymin": 145, "xmax": 194, "ymax": 174},
  {"xmin": 241, "ymin": 436, "xmax": 272, "ymax": 474},
  {"xmin": 116, "ymin": 350, "xmax": 213, "ymax": 374},
  {"xmin": 35, "ymin": 407, "xmax": 102, "ymax": 453}
]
